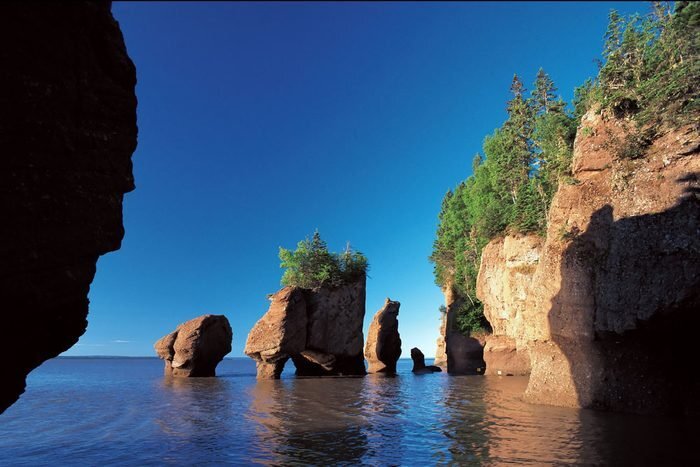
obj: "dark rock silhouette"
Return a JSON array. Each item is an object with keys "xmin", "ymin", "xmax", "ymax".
[
  {"xmin": 411, "ymin": 347, "xmax": 442, "ymax": 374},
  {"xmin": 155, "ymin": 315, "xmax": 232, "ymax": 377},
  {"xmin": 364, "ymin": 298, "xmax": 402, "ymax": 374},
  {"xmin": 0, "ymin": 2, "xmax": 137, "ymax": 412},
  {"xmin": 446, "ymin": 333, "xmax": 485, "ymax": 375},
  {"xmin": 245, "ymin": 278, "xmax": 367, "ymax": 378}
]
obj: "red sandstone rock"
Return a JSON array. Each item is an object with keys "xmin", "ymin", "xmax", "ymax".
[
  {"xmin": 245, "ymin": 278, "xmax": 367, "ymax": 378},
  {"xmin": 476, "ymin": 109, "xmax": 700, "ymax": 414},
  {"xmin": 155, "ymin": 315, "xmax": 232, "ymax": 377},
  {"xmin": 364, "ymin": 298, "xmax": 402, "ymax": 374}
]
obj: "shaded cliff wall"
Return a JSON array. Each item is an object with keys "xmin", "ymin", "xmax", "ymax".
[
  {"xmin": 0, "ymin": 2, "xmax": 137, "ymax": 412},
  {"xmin": 476, "ymin": 108, "xmax": 699, "ymax": 413},
  {"xmin": 433, "ymin": 283, "xmax": 458, "ymax": 367},
  {"xmin": 433, "ymin": 283, "xmax": 462, "ymax": 368}
]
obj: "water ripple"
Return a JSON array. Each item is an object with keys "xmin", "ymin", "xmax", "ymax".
[{"xmin": 0, "ymin": 358, "xmax": 697, "ymax": 465}]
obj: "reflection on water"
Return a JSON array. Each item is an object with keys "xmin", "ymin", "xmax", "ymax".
[{"xmin": 0, "ymin": 358, "xmax": 697, "ymax": 465}]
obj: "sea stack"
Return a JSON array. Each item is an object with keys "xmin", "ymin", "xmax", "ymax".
[
  {"xmin": 155, "ymin": 315, "xmax": 232, "ymax": 377},
  {"xmin": 364, "ymin": 298, "xmax": 402, "ymax": 374},
  {"xmin": 245, "ymin": 277, "xmax": 367, "ymax": 378},
  {"xmin": 411, "ymin": 347, "xmax": 442, "ymax": 374}
]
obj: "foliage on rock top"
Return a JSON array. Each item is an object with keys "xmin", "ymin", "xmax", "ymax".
[{"xmin": 279, "ymin": 231, "xmax": 368, "ymax": 290}]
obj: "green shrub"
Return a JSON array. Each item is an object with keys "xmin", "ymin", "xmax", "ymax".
[{"xmin": 279, "ymin": 231, "xmax": 368, "ymax": 289}]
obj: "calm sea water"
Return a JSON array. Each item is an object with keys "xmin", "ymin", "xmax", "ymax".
[{"xmin": 0, "ymin": 357, "xmax": 697, "ymax": 466}]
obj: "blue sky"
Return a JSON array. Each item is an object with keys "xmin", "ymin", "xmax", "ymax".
[{"xmin": 65, "ymin": 1, "xmax": 647, "ymax": 357}]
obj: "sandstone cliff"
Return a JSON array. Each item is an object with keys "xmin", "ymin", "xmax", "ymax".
[
  {"xmin": 245, "ymin": 278, "xmax": 367, "ymax": 378},
  {"xmin": 0, "ymin": 2, "xmax": 137, "ymax": 412},
  {"xmin": 477, "ymin": 109, "xmax": 700, "ymax": 414},
  {"xmin": 476, "ymin": 235, "xmax": 540, "ymax": 376},
  {"xmin": 433, "ymin": 283, "xmax": 461, "ymax": 369}
]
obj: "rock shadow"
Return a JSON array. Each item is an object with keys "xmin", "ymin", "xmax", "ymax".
[{"xmin": 546, "ymin": 172, "xmax": 700, "ymax": 414}]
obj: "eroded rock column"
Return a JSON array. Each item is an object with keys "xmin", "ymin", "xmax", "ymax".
[
  {"xmin": 155, "ymin": 315, "xmax": 232, "ymax": 377},
  {"xmin": 364, "ymin": 298, "xmax": 401, "ymax": 374}
]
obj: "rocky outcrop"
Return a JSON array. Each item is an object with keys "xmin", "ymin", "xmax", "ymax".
[
  {"xmin": 434, "ymin": 282, "xmax": 486, "ymax": 374},
  {"xmin": 155, "ymin": 315, "xmax": 232, "ymax": 377},
  {"xmin": 245, "ymin": 278, "xmax": 367, "ymax": 378},
  {"xmin": 476, "ymin": 235, "xmax": 540, "ymax": 376},
  {"xmin": 434, "ymin": 283, "xmax": 464, "ymax": 370},
  {"xmin": 481, "ymin": 336, "xmax": 530, "ymax": 376},
  {"xmin": 364, "ymin": 298, "xmax": 402, "ymax": 374},
  {"xmin": 411, "ymin": 347, "xmax": 442, "ymax": 374},
  {"xmin": 477, "ymin": 109, "xmax": 700, "ymax": 414},
  {"xmin": 446, "ymin": 333, "xmax": 486, "ymax": 375},
  {"xmin": 0, "ymin": 2, "xmax": 137, "ymax": 412},
  {"xmin": 433, "ymin": 311, "xmax": 448, "ymax": 368}
]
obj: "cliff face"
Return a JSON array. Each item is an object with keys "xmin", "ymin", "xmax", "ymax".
[
  {"xmin": 245, "ymin": 278, "xmax": 367, "ymax": 378},
  {"xmin": 0, "ymin": 2, "xmax": 137, "ymax": 412},
  {"xmin": 477, "ymin": 109, "xmax": 700, "ymax": 414},
  {"xmin": 476, "ymin": 235, "xmax": 540, "ymax": 376},
  {"xmin": 433, "ymin": 283, "xmax": 461, "ymax": 368}
]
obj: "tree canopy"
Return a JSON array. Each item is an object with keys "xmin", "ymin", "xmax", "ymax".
[
  {"xmin": 279, "ymin": 231, "xmax": 368, "ymax": 289},
  {"xmin": 430, "ymin": 2, "xmax": 699, "ymax": 336}
]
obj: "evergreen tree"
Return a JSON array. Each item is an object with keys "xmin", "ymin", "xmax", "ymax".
[
  {"xmin": 532, "ymin": 68, "xmax": 564, "ymax": 114},
  {"xmin": 280, "ymin": 231, "xmax": 367, "ymax": 289}
]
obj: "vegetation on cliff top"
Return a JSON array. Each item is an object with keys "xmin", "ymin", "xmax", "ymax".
[
  {"xmin": 579, "ymin": 1, "xmax": 699, "ymax": 130},
  {"xmin": 430, "ymin": 71, "xmax": 577, "ymax": 334},
  {"xmin": 279, "ymin": 231, "xmax": 368, "ymax": 289},
  {"xmin": 430, "ymin": 1, "xmax": 698, "ymax": 335}
]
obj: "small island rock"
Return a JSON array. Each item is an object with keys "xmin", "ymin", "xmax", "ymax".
[
  {"xmin": 245, "ymin": 279, "xmax": 367, "ymax": 378},
  {"xmin": 364, "ymin": 298, "xmax": 402, "ymax": 374},
  {"xmin": 411, "ymin": 347, "xmax": 442, "ymax": 374},
  {"xmin": 155, "ymin": 314, "xmax": 232, "ymax": 377}
]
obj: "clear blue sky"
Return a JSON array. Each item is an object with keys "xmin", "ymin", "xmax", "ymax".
[{"xmin": 65, "ymin": 1, "xmax": 647, "ymax": 357}]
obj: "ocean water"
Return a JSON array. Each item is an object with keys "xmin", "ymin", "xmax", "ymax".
[{"xmin": 0, "ymin": 358, "xmax": 697, "ymax": 466}]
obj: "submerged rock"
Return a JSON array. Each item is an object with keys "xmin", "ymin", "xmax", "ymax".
[
  {"xmin": 245, "ymin": 278, "xmax": 367, "ymax": 378},
  {"xmin": 0, "ymin": 2, "xmax": 137, "ymax": 412},
  {"xmin": 155, "ymin": 315, "xmax": 232, "ymax": 377},
  {"xmin": 411, "ymin": 347, "xmax": 442, "ymax": 374},
  {"xmin": 364, "ymin": 298, "xmax": 402, "ymax": 374}
]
